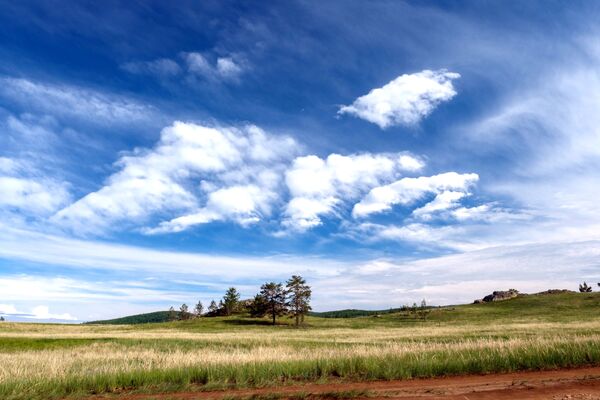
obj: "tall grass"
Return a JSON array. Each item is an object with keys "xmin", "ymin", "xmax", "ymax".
[
  {"xmin": 1, "ymin": 331, "xmax": 599, "ymax": 399},
  {"xmin": 1, "ymin": 292, "xmax": 600, "ymax": 399}
]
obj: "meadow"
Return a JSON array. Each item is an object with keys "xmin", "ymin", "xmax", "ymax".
[{"xmin": 1, "ymin": 292, "xmax": 599, "ymax": 399}]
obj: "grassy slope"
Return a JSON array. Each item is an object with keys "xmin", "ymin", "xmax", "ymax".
[
  {"xmin": 0, "ymin": 292, "xmax": 599, "ymax": 400},
  {"xmin": 83, "ymin": 291, "xmax": 600, "ymax": 329},
  {"xmin": 121, "ymin": 291, "xmax": 600, "ymax": 331}
]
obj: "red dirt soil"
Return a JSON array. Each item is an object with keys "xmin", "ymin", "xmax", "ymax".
[{"xmin": 89, "ymin": 366, "xmax": 600, "ymax": 400}]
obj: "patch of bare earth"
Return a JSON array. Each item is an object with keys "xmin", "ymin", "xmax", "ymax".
[{"xmin": 88, "ymin": 367, "xmax": 600, "ymax": 400}]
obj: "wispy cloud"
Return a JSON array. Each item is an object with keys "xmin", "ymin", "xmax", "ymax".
[
  {"xmin": 122, "ymin": 52, "xmax": 246, "ymax": 84},
  {"xmin": 0, "ymin": 77, "xmax": 155, "ymax": 126},
  {"xmin": 185, "ymin": 52, "xmax": 245, "ymax": 81},
  {"xmin": 339, "ymin": 69, "xmax": 460, "ymax": 129},
  {"xmin": 1, "ymin": 226, "xmax": 598, "ymax": 318}
]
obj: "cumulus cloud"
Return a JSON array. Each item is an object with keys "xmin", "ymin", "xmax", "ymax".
[
  {"xmin": 53, "ymin": 122, "xmax": 297, "ymax": 234},
  {"xmin": 283, "ymin": 153, "xmax": 424, "ymax": 230},
  {"xmin": 352, "ymin": 172, "xmax": 479, "ymax": 217},
  {"xmin": 339, "ymin": 69, "xmax": 460, "ymax": 129}
]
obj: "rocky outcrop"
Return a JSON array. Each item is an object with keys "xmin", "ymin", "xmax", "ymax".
[
  {"xmin": 537, "ymin": 289, "xmax": 576, "ymax": 295},
  {"xmin": 474, "ymin": 289, "xmax": 520, "ymax": 304}
]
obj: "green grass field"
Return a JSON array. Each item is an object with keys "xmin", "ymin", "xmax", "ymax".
[{"xmin": 1, "ymin": 291, "xmax": 599, "ymax": 400}]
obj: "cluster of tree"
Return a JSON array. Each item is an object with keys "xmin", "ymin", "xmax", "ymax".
[
  {"xmin": 579, "ymin": 282, "xmax": 600, "ymax": 293},
  {"xmin": 399, "ymin": 299, "xmax": 430, "ymax": 321},
  {"xmin": 167, "ymin": 275, "xmax": 311, "ymax": 326},
  {"xmin": 0, "ymin": 316, "xmax": 5, "ymax": 322}
]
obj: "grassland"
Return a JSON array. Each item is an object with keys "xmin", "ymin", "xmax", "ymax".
[{"xmin": 1, "ymin": 292, "xmax": 599, "ymax": 400}]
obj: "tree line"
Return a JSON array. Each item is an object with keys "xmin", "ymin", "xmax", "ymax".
[{"xmin": 168, "ymin": 275, "xmax": 311, "ymax": 327}]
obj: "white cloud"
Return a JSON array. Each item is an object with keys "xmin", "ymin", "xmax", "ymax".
[
  {"xmin": 339, "ymin": 69, "xmax": 460, "ymax": 128},
  {"xmin": 0, "ymin": 157, "xmax": 18, "ymax": 174},
  {"xmin": 354, "ymin": 222, "xmax": 476, "ymax": 251},
  {"xmin": 0, "ymin": 302, "xmax": 76, "ymax": 321},
  {"xmin": 312, "ymin": 240, "xmax": 600, "ymax": 308},
  {"xmin": 0, "ymin": 176, "xmax": 70, "ymax": 215},
  {"xmin": 450, "ymin": 204, "xmax": 531, "ymax": 223},
  {"xmin": 185, "ymin": 52, "xmax": 213, "ymax": 76},
  {"xmin": 352, "ymin": 172, "xmax": 478, "ymax": 217},
  {"xmin": 283, "ymin": 153, "xmax": 424, "ymax": 230},
  {"xmin": 53, "ymin": 122, "xmax": 297, "ymax": 234},
  {"xmin": 216, "ymin": 57, "xmax": 244, "ymax": 78},
  {"xmin": 0, "ymin": 304, "xmax": 17, "ymax": 314},
  {"xmin": 412, "ymin": 190, "xmax": 466, "ymax": 220},
  {"xmin": 0, "ymin": 77, "xmax": 154, "ymax": 125},
  {"xmin": 0, "ymin": 224, "xmax": 342, "ymax": 281},
  {"xmin": 455, "ymin": 41, "xmax": 600, "ymax": 246},
  {"xmin": 0, "ymin": 154, "xmax": 70, "ymax": 216},
  {"xmin": 184, "ymin": 52, "xmax": 245, "ymax": 81},
  {"xmin": 147, "ymin": 184, "xmax": 277, "ymax": 233},
  {"xmin": 29, "ymin": 306, "xmax": 77, "ymax": 321}
]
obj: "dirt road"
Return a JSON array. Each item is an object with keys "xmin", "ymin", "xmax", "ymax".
[{"xmin": 95, "ymin": 367, "xmax": 600, "ymax": 400}]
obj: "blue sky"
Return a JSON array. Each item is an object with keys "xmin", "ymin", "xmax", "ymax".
[{"xmin": 1, "ymin": 1, "xmax": 600, "ymax": 322}]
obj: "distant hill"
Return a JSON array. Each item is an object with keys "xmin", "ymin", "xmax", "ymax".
[
  {"xmin": 310, "ymin": 307, "xmax": 406, "ymax": 318},
  {"xmin": 86, "ymin": 311, "xmax": 173, "ymax": 325}
]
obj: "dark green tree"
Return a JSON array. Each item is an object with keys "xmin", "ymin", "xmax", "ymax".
[
  {"xmin": 579, "ymin": 282, "xmax": 593, "ymax": 292},
  {"xmin": 194, "ymin": 300, "xmax": 203, "ymax": 317},
  {"xmin": 259, "ymin": 282, "xmax": 287, "ymax": 325},
  {"xmin": 222, "ymin": 287, "xmax": 240, "ymax": 316},
  {"xmin": 168, "ymin": 306, "xmax": 177, "ymax": 322},
  {"xmin": 286, "ymin": 275, "xmax": 311, "ymax": 327},
  {"xmin": 207, "ymin": 300, "xmax": 218, "ymax": 315},
  {"xmin": 418, "ymin": 299, "xmax": 430, "ymax": 321},
  {"xmin": 248, "ymin": 294, "xmax": 269, "ymax": 318},
  {"xmin": 179, "ymin": 303, "xmax": 190, "ymax": 320}
]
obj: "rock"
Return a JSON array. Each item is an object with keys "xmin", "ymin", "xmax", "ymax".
[
  {"xmin": 479, "ymin": 289, "xmax": 520, "ymax": 303},
  {"xmin": 537, "ymin": 289, "xmax": 576, "ymax": 295}
]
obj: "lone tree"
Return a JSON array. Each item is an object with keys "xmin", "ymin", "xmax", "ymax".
[
  {"xmin": 222, "ymin": 287, "xmax": 240, "ymax": 316},
  {"xmin": 207, "ymin": 300, "xmax": 218, "ymax": 315},
  {"xmin": 179, "ymin": 303, "xmax": 190, "ymax": 320},
  {"xmin": 579, "ymin": 282, "xmax": 593, "ymax": 293},
  {"xmin": 168, "ymin": 306, "xmax": 177, "ymax": 321},
  {"xmin": 259, "ymin": 282, "xmax": 287, "ymax": 325},
  {"xmin": 0, "ymin": 316, "xmax": 5, "ymax": 322},
  {"xmin": 194, "ymin": 300, "xmax": 203, "ymax": 317},
  {"xmin": 417, "ymin": 299, "xmax": 430, "ymax": 321},
  {"xmin": 286, "ymin": 275, "xmax": 311, "ymax": 327}
]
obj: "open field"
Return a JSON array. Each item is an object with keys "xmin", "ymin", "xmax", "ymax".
[{"xmin": 1, "ymin": 292, "xmax": 599, "ymax": 399}]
